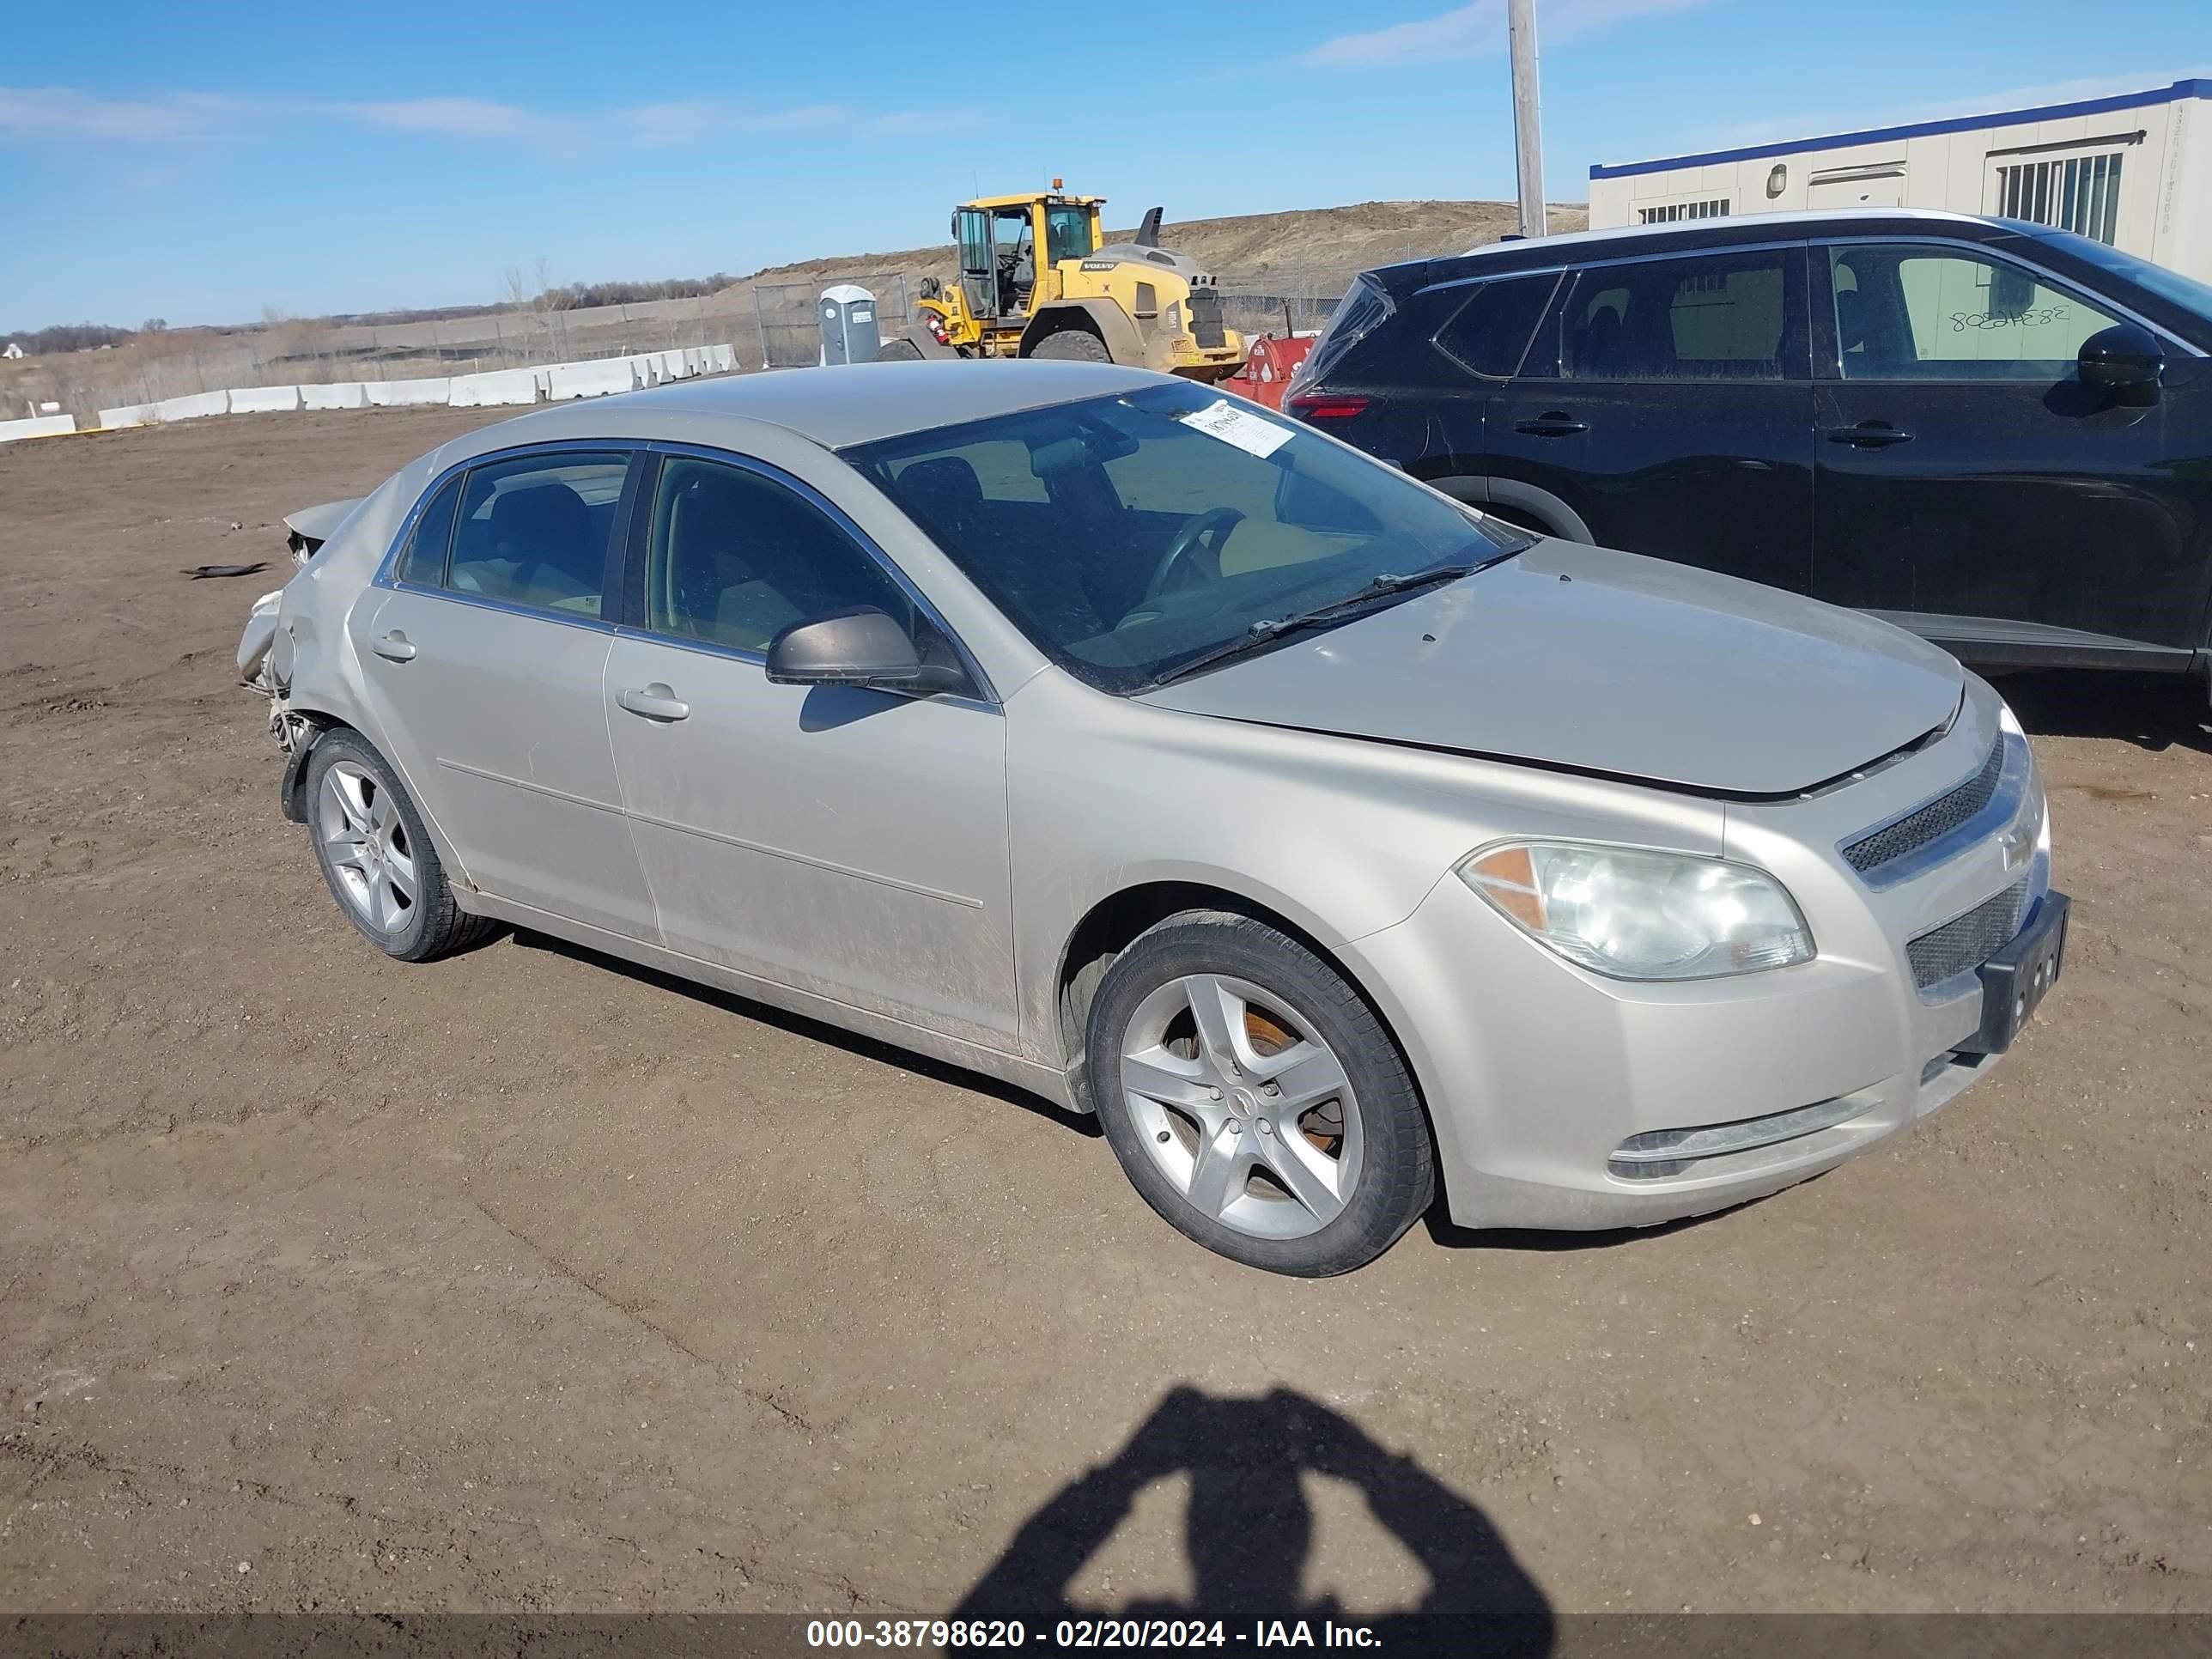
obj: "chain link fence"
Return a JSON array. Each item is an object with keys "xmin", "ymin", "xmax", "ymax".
[
  {"xmin": 745, "ymin": 264, "xmax": 1345, "ymax": 368},
  {"xmin": 750, "ymin": 274, "xmax": 918, "ymax": 368}
]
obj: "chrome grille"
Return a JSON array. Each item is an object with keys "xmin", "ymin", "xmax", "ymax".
[
  {"xmin": 1907, "ymin": 879, "xmax": 2028, "ymax": 989},
  {"xmin": 1844, "ymin": 743, "xmax": 2004, "ymax": 876}
]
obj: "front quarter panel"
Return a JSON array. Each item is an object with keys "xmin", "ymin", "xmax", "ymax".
[{"xmin": 1002, "ymin": 670, "xmax": 1729, "ymax": 1076}]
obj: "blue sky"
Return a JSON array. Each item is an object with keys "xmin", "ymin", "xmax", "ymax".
[{"xmin": 1, "ymin": 0, "xmax": 2205, "ymax": 329}]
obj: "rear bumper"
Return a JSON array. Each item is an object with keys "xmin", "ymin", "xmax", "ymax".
[{"xmin": 1340, "ymin": 869, "xmax": 2049, "ymax": 1233}]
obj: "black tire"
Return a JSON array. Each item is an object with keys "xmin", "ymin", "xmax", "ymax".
[
  {"xmin": 875, "ymin": 338, "xmax": 925, "ymax": 362},
  {"xmin": 1030, "ymin": 329, "xmax": 1111, "ymax": 362},
  {"xmin": 1085, "ymin": 910, "xmax": 1434, "ymax": 1276},
  {"xmin": 304, "ymin": 730, "xmax": 495, "ymax": 963}
]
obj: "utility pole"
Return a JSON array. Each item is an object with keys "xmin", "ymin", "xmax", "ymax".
[{"xmin": 1508, "ymin": 0, "xmax": 1547, "ymax": 238}]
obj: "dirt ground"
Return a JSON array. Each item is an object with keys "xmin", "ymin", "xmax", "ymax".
[{"xmin": 2, "ymin": 408, "xmax": 2208, "ymax": 1625}]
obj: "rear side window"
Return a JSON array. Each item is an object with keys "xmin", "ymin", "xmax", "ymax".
[
  {"xmin": 1433, "ymin": 272, "xmax": 1563, "ymax": 379},
  {"xmin": 395, "ymin": 474, "xmax": 463, "ymax": 586},
  {"xmin": 1561, "ymin": 249, "xmax": 1802, "ymax": 381},
  {"xmin": 446, "ymin": 452, "xmax": 629, "ymax": 617}
]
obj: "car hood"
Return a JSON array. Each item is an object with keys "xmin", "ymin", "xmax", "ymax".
[{"xmin": 1136, "ymin": 542, "xmax": 1966, "ymax": 798}]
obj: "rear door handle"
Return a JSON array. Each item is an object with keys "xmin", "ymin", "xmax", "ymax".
[
  {"xmin": 1514, "ymin": 412, "xmax": 1589, "ymax": 437},
  {"xmin": 1826, "ymin": 422, "xmax": 1915, "ymax": 448},
  {"xmin": 371, "ymin": 631, "xmax": 416, "ymax": 662},
  {"xmin": 617, "ymin": 684, "xmax": 690, "ymax": 722}
]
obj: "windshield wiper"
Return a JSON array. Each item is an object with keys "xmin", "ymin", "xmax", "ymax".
[{"xmin": 1145, "ymin": 562, "xmax": 1481, "ymax": 690}]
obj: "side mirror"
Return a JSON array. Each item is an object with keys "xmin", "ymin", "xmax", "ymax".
[
  {"xmin": 2078, "ymin": 322, "xmax": 2162, "ymax": 393},
  {"xmin": 764, "ymin": 607, "xmax": 969, "ymax": 696},
  {"xmin": 765, "ymin": 608, "xmax": 921, "ymax": 687}
]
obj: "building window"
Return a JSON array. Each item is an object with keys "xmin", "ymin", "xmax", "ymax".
[
  {"xmin": 1992, "ymin": 153, "xmax": 2123, "ymax": 244},
  {"xmin": 1638, "ymin": 198, "xmax": 1730, "ymax": 224}
]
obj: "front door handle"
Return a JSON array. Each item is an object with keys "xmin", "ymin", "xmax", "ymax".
[
  {"xmin": 371, "ymin": 630, "xmax": 416, "ymax": 662},
  {"xmin": 1514, "ymin": 412, "xmax": 1589, "ymax": 437},
  {"xmin": 617, "ymin": 684, "xmax": 690, "ymax": 722},
  {"xmin": 1826, "ymin": 422, "xmax": 1915, "ymax": 448}
]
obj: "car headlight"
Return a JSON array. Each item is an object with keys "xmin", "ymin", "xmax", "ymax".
[{"xmin": 1457, "ymin": 841, "xmax": 1814, "ymax": 981}]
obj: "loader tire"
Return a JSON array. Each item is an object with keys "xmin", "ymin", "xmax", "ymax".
[
  {"xmin": 1030, "ymin": 329, "xmax": 1111, "ymax": 363},
  {"xmin": 877, "ymin": 338, "xmax": 926, "ymax": 362}
]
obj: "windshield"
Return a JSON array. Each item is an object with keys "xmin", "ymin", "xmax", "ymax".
[
  {"xmin": 2033, "ymin": 230, "xmax": 2212, "ymax": 330},
  {"xmin": 846, "ymin": 381, "xmax": 1526, "ymax": 693}
]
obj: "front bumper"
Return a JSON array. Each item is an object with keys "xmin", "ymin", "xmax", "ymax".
[{"xmin": 1338, "ymin": 695, "xmax": 2058, "ymax": 1231}]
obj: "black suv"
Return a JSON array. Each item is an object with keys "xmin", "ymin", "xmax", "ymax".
[{"xmin": 1288, "ymin": 210, "xmax": 2212, "ymax": 692}]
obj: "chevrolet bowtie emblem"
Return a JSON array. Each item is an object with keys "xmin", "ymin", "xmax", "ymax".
[{"xmin": 1998, "ymin": 817, "xmax": 2033, "ymax": 871}]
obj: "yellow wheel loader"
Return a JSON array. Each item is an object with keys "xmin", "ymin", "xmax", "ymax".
[{"xmin": 879, "ymin": 185, "xmax": 1244, "ymax": 381}]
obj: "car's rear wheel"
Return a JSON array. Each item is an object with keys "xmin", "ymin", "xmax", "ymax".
[
  {"xmin": 307, "ymin": 731, "xmax": 493, "ymax": 963},
  {"xmin": 1086, "ymin": 911, "xmax": 1434, "ymax": 1275}
]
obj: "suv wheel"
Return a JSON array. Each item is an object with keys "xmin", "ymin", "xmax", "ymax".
[{"xmin": 1086, "ymin": 911, "xmax": 1434, "ymax": 1275}]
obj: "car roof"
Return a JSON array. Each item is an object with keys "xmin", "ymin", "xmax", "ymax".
[{"xmin": 461, "ymin": 360, "xmax": 1170, "ymax": 453}]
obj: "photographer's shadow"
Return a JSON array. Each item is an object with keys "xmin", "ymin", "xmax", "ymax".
[{"xmin": 951, "ymin": 1385, "xmax": 1553, "ymax": 1654}]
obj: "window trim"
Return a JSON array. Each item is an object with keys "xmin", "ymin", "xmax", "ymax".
[
  {"xmin": 1808, "ymin": 234, "xmax": 2191, "ymax": 383},
  {"xmin": 374, "ymin": 439, "xmax": 641, "ymax": 634},
  {"xmin": 620, "ymin": 441, "xmax": 1000, "ymax": 708},
  {"xmin": 1543, "ymin": 241, "xmax": 1812, "ymax": 386}
]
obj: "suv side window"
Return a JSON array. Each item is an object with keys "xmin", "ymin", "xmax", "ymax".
[
  {"xmin": 443, "ymin": 452, "xmax": 629, "ymax": 617},
  {"xmin": 646, "ymin": 457, "xmax": 921, "ymax": 657},
  {"xmin": 1561, "ymin": 248, "xmax": 1802, "ymax": 381},
  {"xmin": 395, "ymin": 473, "xmax": 464, "ymax": 586},
  {"xmin": 1433, "ymin": 272, "xmax": 1563, "ymax": 379},
  {"xmin": 1824, "ymin": 243, "xmax": 2126, "ymax": 380}
]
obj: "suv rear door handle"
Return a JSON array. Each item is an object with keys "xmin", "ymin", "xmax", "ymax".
[
  {"xmin": 1515, "ymin": 413, "xmax": 1589, "ymax": 437},
  {"xmin": 371, "ymin": 631, "xmax": 416, "ymax": 662},
  {"xmin": 617, "ymin": 684, "xmax": 690, "ymax": 722},
  {"xmin": 1826, "ymin": 422, "xmax": 1915, "ymax": 448}
]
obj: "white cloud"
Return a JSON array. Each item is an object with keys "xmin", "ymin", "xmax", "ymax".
[
  {"xmin": 0, "ymin": 87, "xmax": 981, "ymax": 153},
  {"xmin": 1303, "ymin": 0, "xmax": 1712, "ymax": 70},
  {"xmin": 0, "ymin": 87, "xmax": 258, "ymax": 143},
  {"xmin": 1708, "ymin": 66, "xmax": 2212, "ymax": 149}
]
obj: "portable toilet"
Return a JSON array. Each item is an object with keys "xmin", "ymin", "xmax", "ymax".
[{"xmin": 819, "ymin": 284, "xmax": 880, "ymax": 366}]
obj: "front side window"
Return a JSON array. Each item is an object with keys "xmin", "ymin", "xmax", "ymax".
[
  {"xmin": 1826, "ymin": 244, "xmax": 2124, "ymax": 381},
  {"xmin": 645, "ymin": 458, "xmax": 917, "ymax": 656},
  {"xmin": 445, "ymin": 453, "xmax": 629, "ymax": 616},
  {"xmin": 848, "ymin": 381, "xmax": 1522, "ymax": 694},
  {"xmin": 1562, "ymin": 249, "xmax": 1798, "ymax": 381}
]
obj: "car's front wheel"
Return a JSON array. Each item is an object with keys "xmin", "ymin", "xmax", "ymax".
[
  {"xmin": 1086, "ymin": 911, "xmax": 1434, "ymax": 1275},
  {"xmin": 306, "ymin": 731, "xmax": 493, "ymax": 963}
]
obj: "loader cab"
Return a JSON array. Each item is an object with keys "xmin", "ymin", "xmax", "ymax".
[{"xmin": 953, "ymin": 193, "xmax": 1104, "ymax": 322}]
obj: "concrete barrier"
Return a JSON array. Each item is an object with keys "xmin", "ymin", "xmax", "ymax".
[
  {"xmin": 710, "ymin": 343, "xmax": 737, "ymax": 373},
  {"xmin": 0, "ymin": 413, "xmax": 77, "ymax": 444},
  {"xmin": 545, "ymin": 360, "xmax": 637, "ymax": 401},
  {"xmin": 228, "ymin": 385, "xmax": 303, "ymax": 414},
  {"xmin": 301, "ymin": 382, "xmax": 368, "ymax": 410},
  {"xmin": 364, "ymin": 377, "xmax": 451, "ymax": 407},
  {"xmin": 660, "ymin": 349, "xmax": 692, "ymax": 381},
  {"xmin": 154, "ymin": 392, "xmax": 229, "ymax": 423},
  {"xmin": 448, "ymin": 368, "xmax": 540, "ymax": 408},
  {"xmin": 99, "ymin": 404, "xmax": 157, "ymax": 431}
]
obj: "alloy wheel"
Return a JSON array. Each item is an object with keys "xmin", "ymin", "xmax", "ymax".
[
  {"xmin": 1118, "ymin": 974, "xmax": 1364, "ymax": 1240},
  {"xmin": 317, "ymin": 760, "xmax": 417, "ymax": 934}
]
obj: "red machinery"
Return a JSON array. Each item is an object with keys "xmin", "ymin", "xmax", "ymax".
[{"xmin": 1221, "ymin": 332, "xmax": 1316, "ymax": 412}]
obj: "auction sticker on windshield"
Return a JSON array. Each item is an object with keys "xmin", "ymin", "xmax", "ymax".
[{"xmin": 1180, "ymin": 398, "xmax": 1294, "ymax": 459}]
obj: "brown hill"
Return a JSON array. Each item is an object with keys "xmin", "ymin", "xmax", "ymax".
[{"xmin": 715, "ymin": 198, "xmax": 1589, "ymax": 303}]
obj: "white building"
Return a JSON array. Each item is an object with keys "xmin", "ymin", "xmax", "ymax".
[{"xmin": 1589, "ymin": 78, "xmax": 2211, "ymax": 282}]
